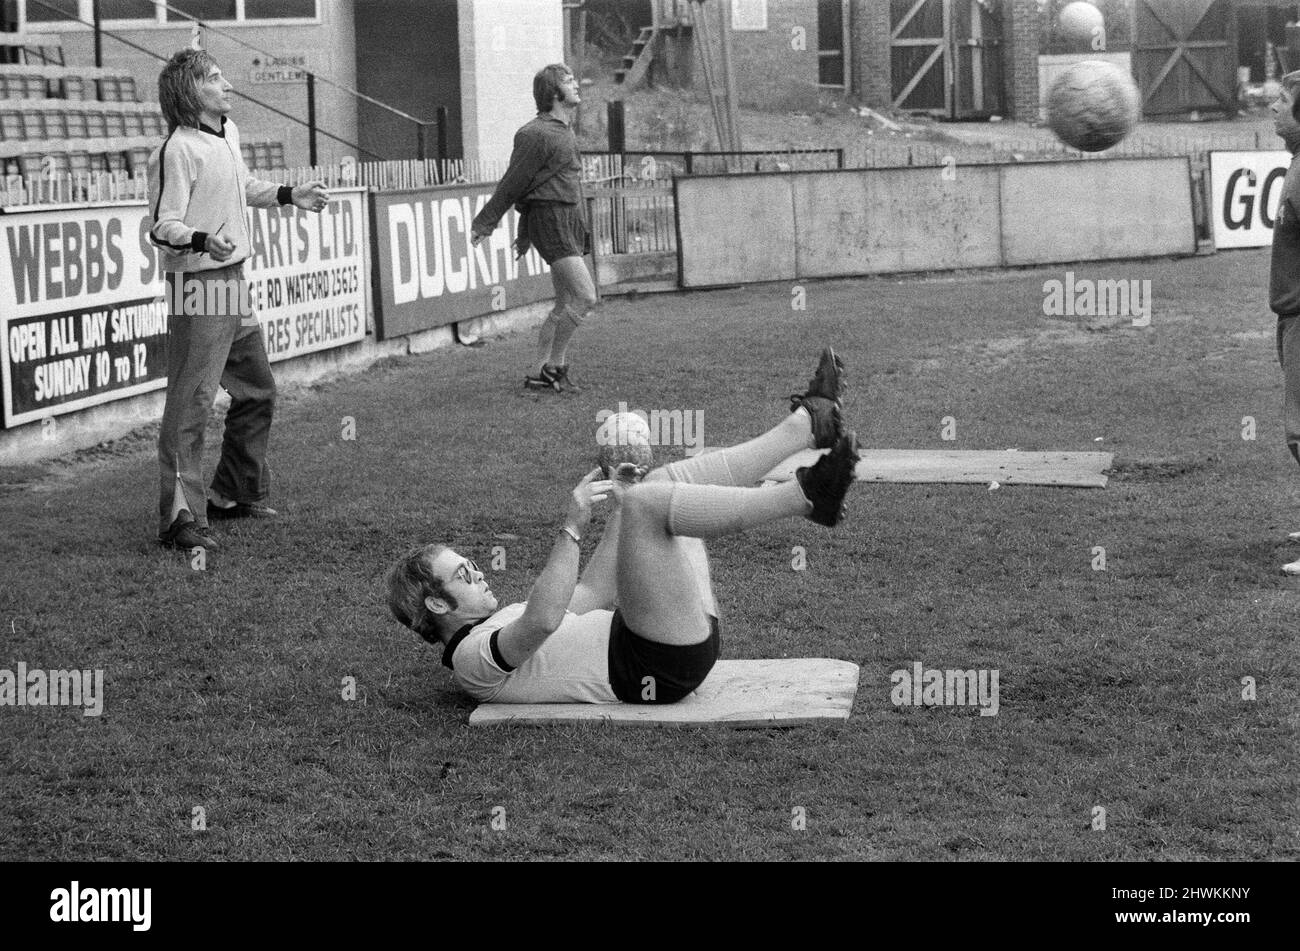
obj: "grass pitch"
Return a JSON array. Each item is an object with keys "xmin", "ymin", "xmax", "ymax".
[{"xmin": 0, "ymin": 249, "xmax": 1296, "ymax": 861}]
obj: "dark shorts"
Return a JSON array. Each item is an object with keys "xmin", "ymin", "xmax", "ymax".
[
  {"xmin": 524, "ymin": 200, "xmax": 590, "ymax": 264},
  {"xmin": 607, "ymin": 609, "xmax": 721, "ymax": 704}
]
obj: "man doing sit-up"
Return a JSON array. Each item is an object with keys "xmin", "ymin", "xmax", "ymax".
[{"xmin": 386, "ymin": 349, "xmax": 858, "ymax": 704}]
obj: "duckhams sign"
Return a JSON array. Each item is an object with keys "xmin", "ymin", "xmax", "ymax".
[
  {"xmin": 0, "ymin": 189, "xmax": 367, "ymax": 429},
  {"xmin": 369, "ymin": 184, "xmax": 557, "ymax": 339}
]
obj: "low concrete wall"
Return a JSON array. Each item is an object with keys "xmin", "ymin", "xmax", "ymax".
[
  {"xmin": 676, "ymin": 158, "xmax": 1196, "ymax": 289},
  {"xmin": 791, "ymin": 166, "xmax": 1003, "ymax": 277},
  {"xmin": 675, "ymin": 174, "xmax": 798, "ymax": 287},
  {"xmin": 1000, "ymin": 158, "xmax": 1194, "ymax": 265}
]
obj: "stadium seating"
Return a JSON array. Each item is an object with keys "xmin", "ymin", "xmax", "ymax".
[
  {"xmin": 242, "ymin": 140, "xmax": 286, "ymax": 170},
  {"xmin": 0, "ymin": 100, "xmax": 167, "ymax": 142},
  {"xmin": 0, "ymin": 32, "xmax": 288, "ymax": 190},
  {"xmin": 0, "ymin": 31, "xmax": 64, "ymax": 66},
  {"xmin": 0, "ymin": 64, "xmax": 137, "ymax": 100}
]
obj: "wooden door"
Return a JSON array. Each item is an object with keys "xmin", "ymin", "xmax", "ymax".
[
  {"xmin": 892, "ymin": 0, "xmax": 1004, "ymax": 118},
  {"xmin": 1132, "ymin": 0, "xmax": 1237, "ymax": 116},
  {"xmin": 891, "ymin": 0, "xmax": 949, "ymax": 115}
]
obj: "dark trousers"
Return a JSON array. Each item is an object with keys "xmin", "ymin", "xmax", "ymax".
[
  {"xmin": 157, "ymin": 265, "xmax": 276, "ymax": 534},
  {"xmin": 1279, "ymin": 315, "xmax": 1300, "ymax": 467}
]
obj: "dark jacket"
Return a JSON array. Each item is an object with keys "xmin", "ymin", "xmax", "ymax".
[
  {"xmin": 472, "ymin": 113, "xmax": 584, "ymax": 256},
  {"xmin": 1270, "ymin": 150, "xmax": 1300, "ymax": 316}
]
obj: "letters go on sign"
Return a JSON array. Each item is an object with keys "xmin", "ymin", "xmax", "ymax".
[{"xmin": 1208, "ymin": 151, "xmax": 1290, "ymax": 249}]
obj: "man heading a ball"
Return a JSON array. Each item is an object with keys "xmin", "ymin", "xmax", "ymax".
[
  {"xmin": 386, "ymin": 349, "xmax": 857, "ymax": 704},
  {"xmin": 470, "ymin": 64, "xmax": 594, "ymax": 394}
]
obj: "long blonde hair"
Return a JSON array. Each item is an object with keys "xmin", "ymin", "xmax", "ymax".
[{"xmin": 158, "ymin": 48, "xmax": 218, "ymax": 133}]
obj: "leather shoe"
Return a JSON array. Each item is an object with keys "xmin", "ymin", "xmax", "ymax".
[
  {"xmin": 160, "ymin": 511, "xmax": 219, "ymax": 550},
  {"xmin": 207, "ymin": 500, "xmax": 278, "ymax": 520}
]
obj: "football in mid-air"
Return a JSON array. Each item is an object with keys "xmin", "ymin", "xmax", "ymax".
[
  {"xmin": 596, "ymin": 412, "xmax": 654, "ymax": 481},
  {"xmin": 1046, "ymin": 59, "xmax": 1141, "ymax": 153},
  {"xmin": 1058, "ymin": 1, "xmax": 1104, "ymax": 46}
]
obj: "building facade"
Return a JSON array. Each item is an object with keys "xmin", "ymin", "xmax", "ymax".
[
  {"xmin": 3, "ymin": 0, "xmax": 562, "ymax": 168},
  {"xmin": 648, "ymin": 1, "xmax": 1041, "ymax": 122}
]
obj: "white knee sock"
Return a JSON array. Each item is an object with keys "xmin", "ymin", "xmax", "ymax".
[
  {"xmin": 666, "ymin": 481, "xmax": 811, "ymax": 539},
  {"xmin": 661, "ymin": 409, "xmax": 814, "ymax": 487},
  {"xmin": 536, "ymin": 312, "xmax": 559, "ymax": 372},
  {"xmin": 548, "ymin": 309, "xmax": 582, "ymax": 367}
]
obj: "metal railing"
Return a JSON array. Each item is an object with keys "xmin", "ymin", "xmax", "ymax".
[
  {"xmin": 3, "ymin": 167, "xmax": 144, "ymax": 206},
  {"xmin": 587, "ymin": 177, "xmax": 676, "ymax": 256},
  {"xmin": 0, "ymin": 156, "xmax": 506, "ymax": 208},
  {"xmin": 845, "ymin": 131, "xmax": 1268, "ymax": 170},
  {"xmin": 585, "ymin": 147, "xmax": 843, "ymax": 178},
  {"xmin": 278, "ymin": 158, "xmax": 503, "ymax": 191}
]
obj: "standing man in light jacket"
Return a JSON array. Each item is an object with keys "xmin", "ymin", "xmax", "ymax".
[
  {"xmin": 148, "ymin": 48, "xmax": 328, "ymax": 552},
  {"xmin": 470, "ymin": 63, "xmax": 595, "ymax": 394}
]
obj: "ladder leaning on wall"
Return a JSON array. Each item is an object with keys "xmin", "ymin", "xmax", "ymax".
[{"xmin": 689, "ymin": 0, "xmax": 742, "ymax": 158}]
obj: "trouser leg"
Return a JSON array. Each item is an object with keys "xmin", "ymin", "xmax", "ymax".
[
  {"xmin": 210, "ymin": 320, "xmax": 276, "ymax": 504},
  {"xmin": 1279, "ymin": 316, "xmax": 1300, "ymax": 467},
  {"xmin": 157, "ymin": 272, "xmax": 240, "ymax": 534}
]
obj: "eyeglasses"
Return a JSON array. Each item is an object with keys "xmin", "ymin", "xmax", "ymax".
[{"xmin": 446, "ymin": 559, "xmax": 479, "ymax": 586}]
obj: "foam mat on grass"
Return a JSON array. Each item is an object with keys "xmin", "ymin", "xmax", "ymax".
[{"xmin": 469, "ymin": 659, "xmax": 859, "ymax": 728}]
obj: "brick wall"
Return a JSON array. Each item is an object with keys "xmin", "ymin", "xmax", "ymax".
[
  {"xmin": 680, "ymin": 0, "xmax": 821, "ymax": 115},
  {"xmin": 851, "ymin": 0, "xmax": 891, "ymax": 107},
  {"xmin": 854, "ymin": 0, "xmax": 1041, "ymax": 119},
  {"xmin": 1002, "ymin": 0, "xmax": 1041, "ymax": 121}
]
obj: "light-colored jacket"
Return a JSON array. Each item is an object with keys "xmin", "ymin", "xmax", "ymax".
[{"xmin": 147, "ymin": 116, "xmax": 286, "ymax": 273}]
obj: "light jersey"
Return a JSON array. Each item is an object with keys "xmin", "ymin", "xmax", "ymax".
[
  {"xmin": 147, "ymin": 117, "xmax": 286, "ymax": 274},
  {"xmin": 448, "ymin": 602, "xmax": 619, "ymax": 703}
]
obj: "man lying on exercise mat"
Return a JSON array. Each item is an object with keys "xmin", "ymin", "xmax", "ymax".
[{"xmin": 386, "ymin": 349, "xmax": 857, "ymax": 704}]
